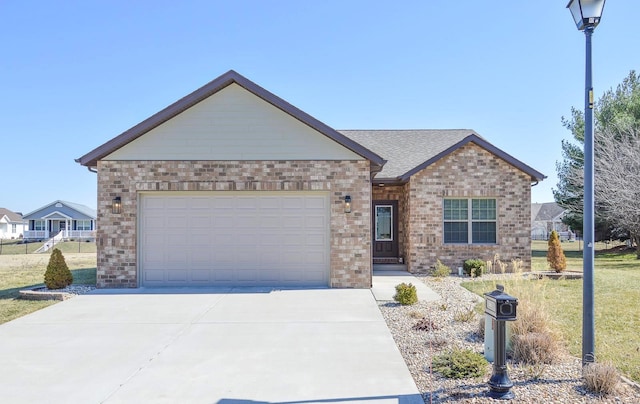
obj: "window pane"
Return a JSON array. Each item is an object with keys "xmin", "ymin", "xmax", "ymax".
[
  {"xmin": 444, "ymin": 199, "xmax": 468, "ymax": 220},
  {"xmin": 444, "ymin": 222, "xmax": 468, "ymax": 243},
  {"xmin": 472, "ymin": 199, "xmax": 496, "ymax": 220},
  {"xmin": 472, "ymin": 222, "xmax": 496, "ymax": 243},
  {"xmin": 375, "ymin": 206, "xmax": 393, "ymax": 241}
]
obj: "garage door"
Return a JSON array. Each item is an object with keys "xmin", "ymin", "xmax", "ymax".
[{"xmin": 139, "ymin": 192, "xmax": 330, "ymax": 287}]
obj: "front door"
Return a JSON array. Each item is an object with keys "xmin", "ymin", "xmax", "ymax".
[{"xmin": 373, "ymin": 200, "xmax": 398, "ymax": 258}]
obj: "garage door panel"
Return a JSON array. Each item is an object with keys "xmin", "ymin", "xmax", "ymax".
[
  {"xmin": 140, "ymin": 193, "xmax": 329, "ymax": 287},
  {"xmin": 144, "ymin": 269, "xmax": 165, "ymax": 282},
  {"xmin": 191, "ymin": 269, "xmax": 210, "ymax": 282},
  {"xmin": 167, "ymin": 270, "xmax": 188, "ymax": 282}
]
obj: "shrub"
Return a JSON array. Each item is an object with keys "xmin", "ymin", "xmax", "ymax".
[
  {"xmin": 44, "ymin": 248, "xmax": 73, "ymax": 289},
  {"xmin": 413, "ymin": 317, "xmax": 441, "ymax": 331},
  {"xmin": 393, "ymin": 283, "xmax": 418, "ymax": 305},
  {"xmin": 511, "ymin": 332, "xmax": 560, "ymax": 365},
  {"xmin": 431, "ymin": 259, "xmax": 451, "ymax": 278},
  {"xmin": 583, "ymin": 362, "xmax": 620, "ymax": 395},
  {"xmin": 547, "ymin": 230, "xmax": 567, "ymax": 273},
  {"xmin": 463, "ymin": 259, "xmax": 485, "ymax": 277},
  {"xmin": 432, "ymin": 348, "xmax": 488, "ymax": 379}
]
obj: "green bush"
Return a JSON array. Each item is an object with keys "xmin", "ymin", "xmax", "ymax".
[
  {"xmin": 463, "ymin": 259, "xmax": 485, "ymax": 277},
  {"xmin": 431, "ymin": 259, "xmax": 451, "ymax": 278},
  {"xmin": 432, "ymin": 348, "xmax": 488, "ymax": 379},
  {"xmin": 393, "ymin": 283, "xmax": 418, "ymax": 305},
  {"xmin": 44, "ymin": 248, "xmax": 73, "ymax": 289}
]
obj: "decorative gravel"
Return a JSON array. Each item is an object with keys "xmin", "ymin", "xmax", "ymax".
[
  {"xmin": 19, "ymin": 284, "xmax": 96, "ymax": 300},
  {"xmin": 378, "ymin": 274, "xmax": 640, "ymax": 403}
]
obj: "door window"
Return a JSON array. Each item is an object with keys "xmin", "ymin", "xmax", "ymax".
[{"xmin": 375, "ymin": 205, "xmax": 393, "ymax": 241}]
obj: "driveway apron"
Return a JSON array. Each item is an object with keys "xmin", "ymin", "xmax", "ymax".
[{"xmin": 0, "ymin": 288, "xmax": 423, "ymax": 403}]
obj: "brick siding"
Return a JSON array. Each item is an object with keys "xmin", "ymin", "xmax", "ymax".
[
  {"xmin": 96, "ymin": 160, "xmax": 372, "ymax": 288},
  {"xmin": 406, "ymin": 144, "xmax": 532, "ymax": 273}
]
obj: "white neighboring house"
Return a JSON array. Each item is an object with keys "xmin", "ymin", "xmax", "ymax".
[
  {"xmin": 531, "ymin": 202, "xmax": 574, "ymax": 241},
  {"xmin": 0, "ymin": 208, "xmax": 25, "ymax": 239},
  {"xmin": 22, "ymin": 200, "xmax": 96, "ymax": 241}
]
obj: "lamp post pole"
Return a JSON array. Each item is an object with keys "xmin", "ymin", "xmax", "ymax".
[
  {"xmin": 567, "ymin": 0, "xmax": 605, "ymax": 366},
  {"xmin": 582, "ymin": 25, "xmax": 595, "ymax": 366}
]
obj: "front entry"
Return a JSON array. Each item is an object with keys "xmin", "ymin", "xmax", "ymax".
[{"xmin": 372, "ymin": 200, "xmax": 398, "ymax": 258}]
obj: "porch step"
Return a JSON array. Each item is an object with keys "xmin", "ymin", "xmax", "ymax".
[
  {"xmin": 373, "ymin": 264, "xmax": 407, "ymax": 272},
  {"xmin": 373, "ymin": 257, "xmax": 403, "ymax": 264}
]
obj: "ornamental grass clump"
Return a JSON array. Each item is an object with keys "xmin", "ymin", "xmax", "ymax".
[
  {"xmin": 393, "ymin": 282, "xmax": 418, "ymax": 305},
  {"xmin": 44, "ymin": 248, "xmax": 73, "ymax": 289},
  {"xmin": 583, "ymin": 362, "xmax": 620, "ymax": 395},
  {"xmin": 431, "ymin": 259, "xmax": 451, "ymax": 278},
  {"xmin": 547, "ymin": 230, "xmax": 567, "ymax": 273}
]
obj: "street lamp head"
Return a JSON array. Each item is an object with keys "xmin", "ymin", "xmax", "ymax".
[{"xmin": 567, "ymin": 0, "xmax": 606, "ymax": 30}]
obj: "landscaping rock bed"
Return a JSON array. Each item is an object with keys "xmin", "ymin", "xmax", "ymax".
[
  {"xmin": 378, "ymin": 274, "xmax": 640, "ymax": 403},
  {"xmin": 19, "ymin": 285, "xmax": 96, "ymax": 301}
]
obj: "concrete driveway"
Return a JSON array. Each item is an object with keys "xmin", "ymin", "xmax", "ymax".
[{"xmin": 0, "ymin": 288, "xmax": 423, "ymax": 404}]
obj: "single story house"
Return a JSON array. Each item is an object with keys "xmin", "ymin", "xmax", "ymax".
[
  {"xmin": 0, "ymin": 208, "xmax": 25, "ymax": 239},
  {"xmin": 22, "ymin": 200, "xmax": 96, "ymax": 241},
  {"xmin": 531, "ymin": 202, "xmax": 573, "ymax": 241},
  {"xmin": 77, "ymin": 70, "xmax": 545, "ymax": 289}
]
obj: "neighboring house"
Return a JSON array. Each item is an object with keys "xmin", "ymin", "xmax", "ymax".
[
  {"xmin": 76, "ymin": 70, "xmax": 545, "ymax": 289},
  {"xmin": 0, "ymin": 208, "xmax": 25, "ymax": 239},
  {"xmin": 22, "ymin": 200, "xmax": 96, "ymax": 241},
  {"xmin": 531, "ymin": 202, "xmax": 572, "ymax": 241}
]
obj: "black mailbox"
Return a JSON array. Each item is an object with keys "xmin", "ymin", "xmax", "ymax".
[{"xmin": 484, "ymin": 285, "xmax": 518, "ymax": 321}]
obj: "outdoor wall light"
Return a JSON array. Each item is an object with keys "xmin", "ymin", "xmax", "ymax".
[
  {"xmin": 344, "ymin": 195, "xmax": 352, "ymax": 213},
  {"xmin": 112, "ymin": 197, "xmax": 122, "ymax": 214}
]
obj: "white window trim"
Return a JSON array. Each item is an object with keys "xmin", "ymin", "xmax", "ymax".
[{"xmin": 443, "ymin": 198, "xmax": 497, "ymax": 245}]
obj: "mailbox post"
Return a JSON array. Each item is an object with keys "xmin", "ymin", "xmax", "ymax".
[{"xmin": 484, "ymin": 285, "xmax": 518, "ymax": 400}]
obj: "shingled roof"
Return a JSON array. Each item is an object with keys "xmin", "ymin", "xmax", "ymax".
[
  {"xmin": 0, "ymin": 208, "xmax": 22, "ymax": 222},
  {"xmin": 339, "ymin": 130, "xmax": 545, "ymax": 183}
]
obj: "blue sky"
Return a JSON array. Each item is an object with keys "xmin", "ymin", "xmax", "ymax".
[{"xmin": 1, "ymin": 1, "xmax": 637, "ymax": 213}]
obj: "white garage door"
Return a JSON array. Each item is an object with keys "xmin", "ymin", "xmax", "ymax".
[{"xmin": 139, "ymin": 192, "xmax": 330, "ymax": 287}]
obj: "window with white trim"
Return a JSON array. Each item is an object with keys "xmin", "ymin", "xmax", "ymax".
[
  {"xmin": 34, "ymin": 220, "xmax": 46, "ymax": 231},
  {"xmin": 76, "ymin": 220, "xmax": 92, "ymax": 231},
  {"xmin": 443, "ymin": 199, "xmax": 497, "ymax": 244}
]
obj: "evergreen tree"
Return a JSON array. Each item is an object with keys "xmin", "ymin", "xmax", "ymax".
[
  {"xmin": 547, "ymin": 231, "xmax": 567, "ymax": 273},
  {"xmin": 555, "ymin": 71, "xmax": 640, "ymax": 240},
  {"xmin": 44, "ymin": 248, "xmax": 73, "ymax": 289}
]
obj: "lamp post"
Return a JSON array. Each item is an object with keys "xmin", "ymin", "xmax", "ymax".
[{"xmin": 566, "ymin": 0, "xmax": 606, "ymax": 366}]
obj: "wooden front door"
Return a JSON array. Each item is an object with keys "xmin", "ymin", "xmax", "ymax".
[{"xmin": 373, "ymin": 200, "xmax": 398, "ymax": 258}]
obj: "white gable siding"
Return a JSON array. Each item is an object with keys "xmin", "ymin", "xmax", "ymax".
[{"xmin": 105, "ymin": 84, "xmax": 362, "ymax": 161}]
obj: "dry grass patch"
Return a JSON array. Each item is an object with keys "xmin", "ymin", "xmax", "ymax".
[{"xmin": 583, "ymin": 362, "xmax": 620, "ymax": 395}]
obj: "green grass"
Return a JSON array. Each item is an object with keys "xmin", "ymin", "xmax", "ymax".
[
  {"xmin": 0, "ymin": 253, "xmax": 96, "ymax": 324},
  {"xmin": 0, "ymin": 240, "xmax": 97, "ymax": 255},
  {"xmin": 464, "ymin": 242, "xmax": 640, "ymax": 382}
]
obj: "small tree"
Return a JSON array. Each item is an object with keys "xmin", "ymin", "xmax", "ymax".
[
  {"xmin": 547, "ymin": 231, "xmax": 567, "ymax": 273},
  {"xmin": 44, "ymin": 248, "xmax": 73, "ymax": 289}
]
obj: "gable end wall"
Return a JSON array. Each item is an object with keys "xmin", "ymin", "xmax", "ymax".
[{"xmin": 407, "ymin": 144, "xmax": 532, "ymax": 273}]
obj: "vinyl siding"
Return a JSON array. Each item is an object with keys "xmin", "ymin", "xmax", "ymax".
[{"xmin": 105, "ymin": 83, "xmax": 362, "ymax": 161}]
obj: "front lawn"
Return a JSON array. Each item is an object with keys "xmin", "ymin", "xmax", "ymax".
[
  {"xmin": 463, "ymin": 242, "xmax": 640, "ymax": 382},
  {"xmin": 0, "ymin": 253, "xmax": 96, "ymax": 324}
]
